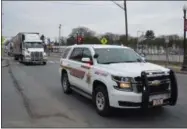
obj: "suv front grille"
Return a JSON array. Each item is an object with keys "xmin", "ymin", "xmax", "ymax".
[{"xmin": 134, "ymin": 73, "xmax": 170, "ymax": 94}]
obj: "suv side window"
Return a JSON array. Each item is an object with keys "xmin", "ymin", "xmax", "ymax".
[
  {"xmin": 82, "ymin": 48, "xmax": 93, "ymax": 62},
  {"xmin": 69, "ymin": 48, "xmax": 83, "ymax": 62},
  {"xmin": 62, "ymin": 48, "xmax": 71, "ymax": 59}
]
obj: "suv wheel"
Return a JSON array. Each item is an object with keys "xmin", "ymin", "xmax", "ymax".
[
  {"xmin": 61, "ymin": 72, "xmax": 72, "ymax": 94},
  {"xmin": 94, "ymin": 86, "xmax": 111, "ymax": 116}
]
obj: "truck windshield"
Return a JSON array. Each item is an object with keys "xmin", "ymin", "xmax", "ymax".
[
  {"xmin": 94, "ymin": 48, "xmax": 144, "ymax": 64},
  {"xmin": 25, "ymin": 42, "xmax": 43, "ymax": 48}
]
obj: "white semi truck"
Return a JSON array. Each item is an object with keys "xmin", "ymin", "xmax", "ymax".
[{"xmin": 12, "ymin": 32, "xmax": 47, "ymax": 65}]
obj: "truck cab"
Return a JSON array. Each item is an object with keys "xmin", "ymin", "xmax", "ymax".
[{"xmin": 13, "ymin": 33, "xmax": 47, "ymax": 65}]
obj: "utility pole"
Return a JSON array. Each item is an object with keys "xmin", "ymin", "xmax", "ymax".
[
  {"xmin": 165, "ymin": 37, "xmax": 169, "ymax": 67},
  {"xmin": 124, "ymin": 0, "xmax": 128, "ymax": 44},
  {"xmin": 111, "ymin": 0, "xmax": 128, "ymax": 45},
  {"xmin": 182, "ymin": 5, "xmax": 187, "ymax": 71},
  {"xmin": 59, "ymin": 24, "xmax": 61, "ymax": 52}
]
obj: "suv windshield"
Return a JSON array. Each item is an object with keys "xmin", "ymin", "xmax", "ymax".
[
  {"xmin": 94, "ymin": 48, "xmax": 143, "ymax": 64},
  {"xmin": 25, "ymin": 42, "xmax": 43, "ymax": 48}
]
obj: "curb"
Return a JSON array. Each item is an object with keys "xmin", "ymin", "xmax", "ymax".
[
  {"xmin": 171, "ymin": 70, "xmax": 187, "ymax": 74},
  {"xmin": 2, "ymin": 58, "xmax": 9, "ymax": 67},
  {"xmin": 167, "ymin": 67, "xmax": 187, "ymax": 74}
]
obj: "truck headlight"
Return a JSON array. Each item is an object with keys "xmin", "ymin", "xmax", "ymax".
[
  {"xmin": 111, "ymin": 75, "xmax": 133, "ymax": 90},
  {"xmin": 43, "ymin": 52, "xmax": 47, "ymax": 56},
  {"xmin": 25, "ymin": 52, "xmax": 30, "ymax": 57}
]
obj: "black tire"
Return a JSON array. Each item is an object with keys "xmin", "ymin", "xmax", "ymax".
[
  {"xmin": 14, "ymin": 56, "xmax": 19, "ymax": 60},
  {"xmin": 42, "ymin": 62, "xmax": 47, "ymax": 65},
  {"xmin": 94, "ymin": 86, "xmax": 111, "ymax": 117},
  {"xmin": 61, "ymin": 72, "xmax": 72, "ymax": 94},
  {"xmin": 19, "ymin": 56, "xmax": 23, "ymax": 63}
]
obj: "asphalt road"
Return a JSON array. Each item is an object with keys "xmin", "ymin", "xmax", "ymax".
[{"xmin": 2, "ymin": 56, "xmax": 187, "ymax": 127}]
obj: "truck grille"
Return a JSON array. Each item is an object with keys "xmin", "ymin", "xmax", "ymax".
[
  {"xmin": 31, "ymin": 52, "xmax": 43, "ymax": 61},
  {"xmin": 134, "ymin": 74, "xmax": 170, "ymax": 94}
]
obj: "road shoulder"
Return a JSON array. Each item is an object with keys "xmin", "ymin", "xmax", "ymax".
[{"xmin": 2, "ymin": 66, "xmax": 32, "ymax": 127}]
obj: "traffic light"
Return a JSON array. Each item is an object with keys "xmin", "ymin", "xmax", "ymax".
[{"xmin": 77, "ymin": 36, "xmax": 84, "ymax": 44}]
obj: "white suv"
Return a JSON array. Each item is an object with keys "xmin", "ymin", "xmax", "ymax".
[{"xmin": 59, "ymin": 45, "xmax": 178, "ymax": 116}]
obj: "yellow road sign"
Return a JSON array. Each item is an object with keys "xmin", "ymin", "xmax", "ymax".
[{"xmin": 100, "ymin": 37, "xmax": 108, "ymax": 45}]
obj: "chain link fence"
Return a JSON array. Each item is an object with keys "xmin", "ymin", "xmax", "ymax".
[
  {"xmin": 130, "ymin": 44, "xmax": 183, "ymax": 65},
  {"xmin": 49, "ymin": 45, "xmax": 184, "ymax": 65}
]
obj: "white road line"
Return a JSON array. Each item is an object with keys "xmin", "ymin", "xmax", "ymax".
[{"xmin": 48, "ymin": 61, "xmax": 54, "ymax": 63}]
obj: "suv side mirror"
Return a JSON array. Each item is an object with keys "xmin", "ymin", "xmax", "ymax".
[
  {"xmin": 93, "ymin": 53, "xmax": 99, "ymax": 58},
  {"xmin": 81, "ymin": 57, "xmax": 91, "ymax": 63}
]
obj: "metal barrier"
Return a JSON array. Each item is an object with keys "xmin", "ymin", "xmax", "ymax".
[
  {"xmin": 140, "ymin": 70, "xmax": 178, "ymax": 109},
  {"xmin": 169, "ymin": 70, "xmax": 178, "ymax": 105}
]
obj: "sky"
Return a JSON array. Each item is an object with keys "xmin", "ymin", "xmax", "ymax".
[{"xmin": 2, "ymin": 1, "xmax": 187, "ymax": 41}]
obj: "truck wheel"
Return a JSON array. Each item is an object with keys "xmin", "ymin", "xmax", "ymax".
[
  {"xmin": 14, "ymin": 56, "xmax": 18, "ymax": 60},
  {"xmin": 61, "ymin": 72, "xmax": 72, "ymax": 94},
  {"xmin": 94, "ymin": 86, "xmax": 111, "ymax": 117},
  {"xmin": 19, "ymin": 56, "xmax": 23, "ymax": 63}
]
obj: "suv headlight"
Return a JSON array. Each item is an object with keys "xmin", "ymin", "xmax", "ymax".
[{"xmin": 111, "ymin": 75, "xmax": 133, "ymax": 90}]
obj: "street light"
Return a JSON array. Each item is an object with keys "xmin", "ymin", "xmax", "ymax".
[
  {"xmin": 123, "ymin": 0, "xmax": 128, "ymax": 44},
  {"xmin": 181, "ymin": 5, "xmax": 187, "ymax": 71},
  {"xmin": 59, "ymin": 24, "xmax": 61, "ymax": 52}
]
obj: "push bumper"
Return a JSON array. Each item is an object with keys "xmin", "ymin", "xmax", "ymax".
[
  {"xmin": 109, "ymin": 70, "xmax": 178, "ymax": 109},
  {"xmin": 110, "ymin": 90, "xmax": 171, "ymax": 108}
]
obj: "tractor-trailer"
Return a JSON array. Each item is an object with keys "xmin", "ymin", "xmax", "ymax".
[{"xmin": 12, "ymin": 32, "xmax": 47, "ymax": 65}]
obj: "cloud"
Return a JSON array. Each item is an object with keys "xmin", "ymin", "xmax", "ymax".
[{"xmin": 2, "ymin": 1, "xmax": 187, "ymax": 39}]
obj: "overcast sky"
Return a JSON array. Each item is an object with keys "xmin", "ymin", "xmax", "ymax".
[{"xmin": 2, "ymin": 1, "xmax": 187, "ymax": 41}]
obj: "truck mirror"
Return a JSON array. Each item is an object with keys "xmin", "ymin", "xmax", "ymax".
[{"xmin": 22, "ymin": 35, "xmax": 25, "ymax": 41}]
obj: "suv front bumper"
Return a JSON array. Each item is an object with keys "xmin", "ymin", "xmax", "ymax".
[
  {"xmin": 110, "ymin": 90, "xmax": 171, "ymax": 108},
  {"xmin": 109, "ymin": 70, "xmax": 178, "ymax": 109}
]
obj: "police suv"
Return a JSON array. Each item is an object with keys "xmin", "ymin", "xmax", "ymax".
[{"xmin": 59, "ymin": 45, "xmax": 178, "ymax": 116}]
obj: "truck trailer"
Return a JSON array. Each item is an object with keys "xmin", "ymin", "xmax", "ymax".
[{"xmin": 12, "ymin": 32, "xmax": 47, "ymax": 65}]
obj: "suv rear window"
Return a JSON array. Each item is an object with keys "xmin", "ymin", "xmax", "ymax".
[
  {"xmin": 69, "ymin": 48, "xmax": 83, "ymax": 62},
  {"xmin": 62, "ymin": 48, "xmax": 71, "ymax": 59}
]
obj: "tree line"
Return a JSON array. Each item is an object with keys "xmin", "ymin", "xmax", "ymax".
[{"xmin": 42, "ymin": 26, "xmax": 184, "ymax": 50}]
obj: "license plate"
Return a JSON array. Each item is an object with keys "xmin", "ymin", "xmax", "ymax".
[
  {"xmin": 153, "ymin": 99, "xmax": 163, "ymax": 106},
  {"xmin": 149, "ymin": 93, "xmax": 170, "ymax": 101}
]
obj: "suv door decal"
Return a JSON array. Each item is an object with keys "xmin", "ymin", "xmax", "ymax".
[
  {"xmin": 70, "ymin": 68, "xmax": 85, "ymax": 79},
  {"xmin": 81, "ymin": 65, "xmax": 91, "ymax": 69}
]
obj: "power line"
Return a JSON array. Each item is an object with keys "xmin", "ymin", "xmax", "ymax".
[
  {"xmin": 111, "ymin": 0, "xmax": 128, "ymax": 44},
  {"xmin": 111, "ymin": 1, "xmax": 124, "ymax": 10},
  {"xmin": 55, "ymin": 2, "xmax": 116, "ymax": 7}
]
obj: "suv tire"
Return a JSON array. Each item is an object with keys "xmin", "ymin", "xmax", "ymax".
[
  {"xmin": 61, "ymin": 72, "xmax": 72, "ymax": 94},
  {"xmin": 94, "ymin": 86, "xmax": 111, "ymax": 117}
]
